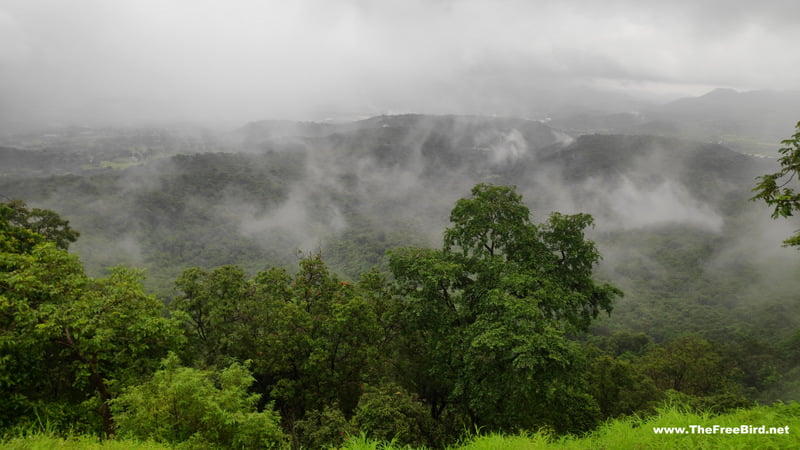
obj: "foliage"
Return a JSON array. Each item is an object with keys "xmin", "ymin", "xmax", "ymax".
[
  {"xmin": 0, "ymin": 434, "xmax": 171, "ymax": 449},
  {"xmin": 171, "ymin": 254, "xmax": 398, "ymax": 442},
  {"xmin": 0, "ymin": 254, "xmax": 182, "ymax": 434},
  {"xmin": 752, "ymin": 121, "xmax": 800, "ymax": 246},
  {"xmin": 639, "ymin": 335, "xmax": 743, "ymax": 399},
  {"xmin": 0, "ymin": 199, "xmax": 79, "ymax": 251},
  {"xmin": 5, "ymin": 403, "xmax": 800, "ymax": 449},
  {"xmin": 389, "ymin": 183, "xmax": 621, "ymax": 434},
  {"xmin": 0, "ymin": 239, "xmax": 86, "ymax": 431},
  {"xmin": 294, "ymin": 405, "xmax": 354, "ymax": 450},
  {"xmin": 0, "ymin": 205, "xmax": 181, "ymax": 436},
  {"xmin": 58, "ymin": 267, "xmax": 185, "ymax": 434},
  {"xmin": 588, "ymin": 355, "xmax": 662, "ymax": 418},
  {"xmin": 4, "ymin": 171, "xmax": 798, "ymax": 446},
  {"xmin": 351, "ymin": 383, "xmax": 440, "ymax": 448},
  {"xmin": 111, "ymin": 353, "xmax": 287, "ymax": 449},
  {"xmin": 172, "ymin": 265, "xmax": 255, "ymax": 366}
]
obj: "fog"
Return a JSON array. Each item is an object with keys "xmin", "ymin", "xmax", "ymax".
[
  {"xmin": 586, "ymin": 177, "xmax": 725, "ymax": 231},
  {"xmin": 2, "ymin": 0, "xmax": 800, "ymax": 127}
]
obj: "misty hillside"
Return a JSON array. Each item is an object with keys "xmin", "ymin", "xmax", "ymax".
[
  {"xmin": 548, "ymin": 134, "xmax": 756, "ymax": 181},
  {"xmin": 0, "ymin": 114, "xmax": 787, "ymax": 276},
  {"xmin": 239, "ymin": 114, "xmax": 565, "ymax": 168},
  {"xmin": 3, "ymin": 112, "xmax": 800, "ymax": 423},
  {"xmin": 655, "ymin": 89, "xmax": 800, "ymax": 139},
  {"xmin": 542, "ymin": 134, "xmax": 763, "ymax": 209},
  {"xmin": 550, "ymin": 89, "xmax": 800, "ymax": 155}
]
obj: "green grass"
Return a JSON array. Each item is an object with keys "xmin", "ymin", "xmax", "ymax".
[
  {"xmin": 3, "ymin": 404, "xmax": 798, "ymax": 449},
  {"xmin": 339, "ymin": 403, "xmax": 800, "ymax": 450},
  {"xmin": 0, "ymin": 434, "xmax": 170, "ymax": 450}
]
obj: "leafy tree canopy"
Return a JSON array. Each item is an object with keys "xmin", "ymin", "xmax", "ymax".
[
  {"xmin": 752, "ymin": 121, "xmax": 800, "ymax": 247},
  {"xmin": 0, "ymin": 202, "xmax": 180, "ymax": 436},
  {"xmin": 0, "ymin": 199, "xmax": 79, "ymax": 252},
  {"xmin": 112, "ymin": 353, "xmax": 287, "ymax": 449},
  {"xmin": 172, "ymin": 254, "xmax": 397, "ymax": 431},
  {"xmin": 389, "ymin": 183, "xmax": 622, "ymax": 433}
]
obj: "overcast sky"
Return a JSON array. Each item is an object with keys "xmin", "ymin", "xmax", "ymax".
[{"xmin": 1, "ymin": 0, "xmax": 798, "ymax": 126}]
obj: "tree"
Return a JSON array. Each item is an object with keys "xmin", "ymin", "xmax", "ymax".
[
  {"xmin": 0, "ymin": 202, "xmax": 181, "ymax": 435},
  {"xmin": 172, "ymin": 265, "xmax": 254, "ymax": 366},
  {"xmin": 388, "ymin": 183, "xmax": 621, "ymax": 434},
  {"xmin": 53, "ymin": 267, "xmax": 184, "ymax": 435},
  {"xmin": 588, "ymin": 355, "xmax": 661, "ymax": 419},
  {"xmin": 752, "ymin": 121, "xmax": 800, "ymax": 247},
  {"xmin": 172, "ymin": 254, "xmax": 396, "ymax": 444},
  {"xmin": 350, "ymin": 382, "xmax": 439, "ymax": 448},
  {"xmin": 0, "ymin": 242, "xmax": 87, "ymax": 430},
  {"xmin": 637, "ymin": 335, "xmax": 749, "ymax": 412},
  {"xmin": 0, "ymin": 199, "xmax": 79, "ymax": 251}
]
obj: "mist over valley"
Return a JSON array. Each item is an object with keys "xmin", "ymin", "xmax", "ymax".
[{"xmin": 3, "ymin": 97, "xmax": 799, "ymax": 356}]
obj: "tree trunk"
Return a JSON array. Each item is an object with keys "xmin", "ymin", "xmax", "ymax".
[
  {"xmin": 89, "ymin": 354, "xmax": 115, "ymax": 437},
  {"xmin": 62, "ymin": 327, "xmax": 114, "ymax": 436}
]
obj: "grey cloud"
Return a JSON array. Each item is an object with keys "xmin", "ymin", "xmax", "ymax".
[{"xmin": 1, "ymin": 0, "xmax": 798, "ymax": 126}]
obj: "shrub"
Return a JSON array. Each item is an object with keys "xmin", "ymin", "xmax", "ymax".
[
  {"xmin": 111, "ymin": 353, "xmax": 287, "ymax": 449},
  {"xmin": 351, "ymin": 383, "xmax": 438, "ymax": 448},
  {"xmin": 295, "ymin": 405, "xmax": 354, "ymax": 449}
]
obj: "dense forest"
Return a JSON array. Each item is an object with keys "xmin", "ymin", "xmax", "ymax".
[{"xmin": 2, "ymin": 109, "xmax": 800, "ymax": 448}]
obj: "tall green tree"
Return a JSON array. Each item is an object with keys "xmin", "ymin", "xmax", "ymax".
[
  {"xmin": 0, "ymin": 242, "xmax": 87, "ymax": 430},
  {"xmin": 389, "ymin": 183, "xmax": 621, "ymax": 433},
  {"xmin": 638, "ymin": 335, "xmax": 745, "ymax": 405},
  {"xmin": 0, "ymin": 199, "xmax": 79, "ymax": 251},
  {"xmin": 172, "ymin": 255, "xmax": 396, "ymax": 442},
  {"xmin": 752, "ymin": 121, "xmax": 800, "ymax": 246},
  {"xmin": 0, "ymin": 201, "xmax": 181, "ymax": 435}
]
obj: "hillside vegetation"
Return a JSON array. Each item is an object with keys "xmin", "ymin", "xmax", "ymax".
[{"xmin": 3, "ymin": 404, "xmax": 798, "ymax": 449}]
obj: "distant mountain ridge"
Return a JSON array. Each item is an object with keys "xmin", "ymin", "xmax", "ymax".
[
  {"xmin": 654, "ymin": 88, "xmax": 800, "ymax": 137},
  {"xmin": 550, "ymin": 89, "xmax": 800, "ymax": 153}
]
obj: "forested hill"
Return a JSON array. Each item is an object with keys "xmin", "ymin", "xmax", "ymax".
[
  {"xmin": 546, "ymin": 134, "xmax": 757, "ymax": 182},
  {"xmin": 549, "ymin": 89, "xmax": 800, "ymax": 154},
  {"xmin": 0, "ymin": 115, "xmax": 785, "ymax": 285},
  {"xmin": 238, "ymin": 114, "xmax": 561, "ymax": 147},
  {"xmin": 237, "ymin": 114, "xmax": 566, "ymax": 176},
  {"xmin": 0, "ymin": 114, "xmax": 575, "ymax": 286},
  {"xmin": 539, "ymin": 134, "xmax": 767, "ymax": 211}
]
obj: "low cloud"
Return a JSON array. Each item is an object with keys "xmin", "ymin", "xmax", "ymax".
[
  {"xmin": 237, "ymin": 186, "xmax": 348, "ymax": 253},
  {"xmin": 2, "ymin": 0, "xmax": 799, "ymax": 126},
  {"xmin": 596, "ymin": 177, "xmax": 724, "ymax": 231}
]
